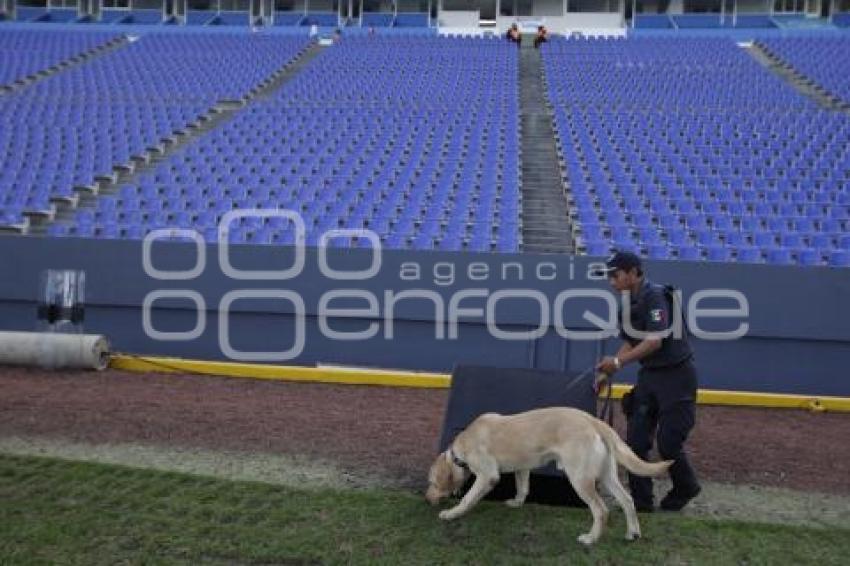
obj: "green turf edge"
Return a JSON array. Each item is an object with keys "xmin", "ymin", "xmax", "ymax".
[{"xmin": 1, "ymin": 453, "xmax": 847, "ymax": 566}]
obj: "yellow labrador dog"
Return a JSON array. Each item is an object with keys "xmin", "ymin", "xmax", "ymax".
[{"xmin": 425, "ymin": 407, "xmax": 672, "ymax": 545}]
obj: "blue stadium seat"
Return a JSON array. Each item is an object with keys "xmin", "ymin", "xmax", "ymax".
[
  {"xmin": 12, "ymin": 31, "xmax": 848, "ymax": 267},
  {"xmin": 828, "ymin": 250, "xmax": 850, "ymax": 267},
  {"xmin": 797, "ymin": 249, "xmax": 823, "ymax": 266},
  {"xmin": 735, "ymin": 246, "xmax": 763, "ymax": 264},
  {"xmin": 766, "ymin": 248, "xmax": 794, "ymax": 265},
  {"xmin": 706, "ymin": 245, "xmax": 731, "ymax": 262},
  {"xmin": 542, "ymin": 36, "xmax": 848, "ymax": 267},
  {"xmin": 759, "ymin": 37, "xmax": 850, "ymax": 105},
  {"xmin": 674, "ymin": 246, "xmax": 701, "ymax": 261},
  {"xmin": 585, "ymin": 241, "xmax": 611, "ymax": 256},
  {"xmin": 30, "ymin": 35, "xmax": 520, "ymax": 254}
]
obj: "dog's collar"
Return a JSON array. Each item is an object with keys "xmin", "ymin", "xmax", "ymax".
[{"xmin": 447, "ymin": 448, "xmax": 469, "ymax": 470}]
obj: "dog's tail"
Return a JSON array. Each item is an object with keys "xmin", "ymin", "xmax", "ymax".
[{"xmin": 590, "ymin": 418, "xmax": 673, "ymax": 477}]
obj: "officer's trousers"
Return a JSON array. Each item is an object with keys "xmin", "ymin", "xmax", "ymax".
[{"xmin": 625, "ymin": 359, "xmax": 700, "ymax": 505}]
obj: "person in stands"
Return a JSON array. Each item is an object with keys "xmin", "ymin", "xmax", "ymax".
[
  {"xmin": 506, "ymin": 23, "xmax": 521, "ymax": 47},
  {"xmin": 534, "ymin": 25, "xmax": 548, "ymax": 49}
]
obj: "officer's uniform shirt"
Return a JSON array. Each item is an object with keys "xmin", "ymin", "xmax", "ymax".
[{"xmin": 619, "ymin": 278, "xmax": 693, "ymax": 369}]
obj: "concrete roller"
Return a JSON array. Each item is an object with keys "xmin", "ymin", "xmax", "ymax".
[{"xmin": 0, "ymin": 331, "xmax": 110, "ymax": 371}]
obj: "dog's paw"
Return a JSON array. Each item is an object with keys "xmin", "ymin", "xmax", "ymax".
[
  {"xmin": 438, "ymin": 510, "xmax": 457, "ymax": 521},
  {"xmin": 577, "ymin": 533, "xmax": 596, "ymax": 546},
  {"xmin": 505, "ymin": 498, "xmax": 525, "ymax": 508},
  {"xmin": 625, "ymin": 531, "xmax": 641, "ymax": 542}
]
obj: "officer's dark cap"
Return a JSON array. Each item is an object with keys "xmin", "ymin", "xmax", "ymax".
[{"xmin": 597, "ymin": 250, "xmax": 643, "ymax": 276}]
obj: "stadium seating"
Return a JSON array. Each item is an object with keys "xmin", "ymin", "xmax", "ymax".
[
  {"xmin": 0, "ymin": 29, "xmax": 118, "ymax": 88},
  {"xmin": 58, "ymin": 36, "xmax": 520, "ymax": 252},
  {"xmin": 1, "ymin": 25, "xmax": 844, "ymax": 264},
  {"xmin": 543, "ymin": 37, "xmax": 849, "ymax": 267},
  {"xmin": 758, "ymin": 37, "xmax": 850, "ymax": 105},
  {"xmin": 0, "ymin": 32, "xmax": 308, "ymax": 228}
]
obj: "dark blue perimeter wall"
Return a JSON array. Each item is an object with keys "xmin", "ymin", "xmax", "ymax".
[{"xmin": 0, "ymin": 234, "xmax": 848, "ymax": 396}]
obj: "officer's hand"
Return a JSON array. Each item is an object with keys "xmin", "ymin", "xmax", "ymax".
[
  {"xmin": 593, "ymin": 372, "xmax": 609, "ymax": 394},
  {"xmin": 596, "ymin": 356, "xmax": 620, "ymax": 375}
]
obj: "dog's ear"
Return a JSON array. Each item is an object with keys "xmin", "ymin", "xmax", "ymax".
[
  {"xmin": 449, "ymin": 458, "xmax": 469, "ymax": 487},
  {"xmin": 431, "ymin": 452, "xmax": 453, "ymax": 488}
]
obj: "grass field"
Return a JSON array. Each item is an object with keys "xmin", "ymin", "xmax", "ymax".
[{"xmin": 1, "ymin": 454, "xmax": 848, "ymax": 565}]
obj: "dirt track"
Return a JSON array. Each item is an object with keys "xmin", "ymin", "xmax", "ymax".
[{"xmin": 1, "ymin": 367, "xmax": 848, "ymax": 495}]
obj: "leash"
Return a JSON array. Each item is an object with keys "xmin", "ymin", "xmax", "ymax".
[
  {"xmin": 566, "ymin": 344, "xmax": 615, "ymax": 427},
  {"xmin": 594, "ymin": 339, "xmax": 615, "ymax": 426},
  {"xmin": 562, "ymin": 364, "xmax": 598, "ymax": 394},
  {"xmin": 598, "ymin": 375, "xmax": 615, "ymax": 426}
]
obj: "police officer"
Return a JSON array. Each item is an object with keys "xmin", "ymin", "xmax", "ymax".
[{"xmin": 595, "ymin": 251, "xmax": 701, "ymax": 512}]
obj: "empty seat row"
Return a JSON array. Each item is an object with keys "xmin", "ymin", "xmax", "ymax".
[
  {"xmin": 53, "ymin": 36, "xmax": 521, "ymax": 253},
  {"xmin": 758, "ymin": 37, "xmax": 850, "ymax": 105},
  {"xmin": 543, "ymin": 37, "xmax": 849, "ymax": 268},
  {"xmin": 0, "ymin": 30, "xmax": 309, "ymax": 227}
]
